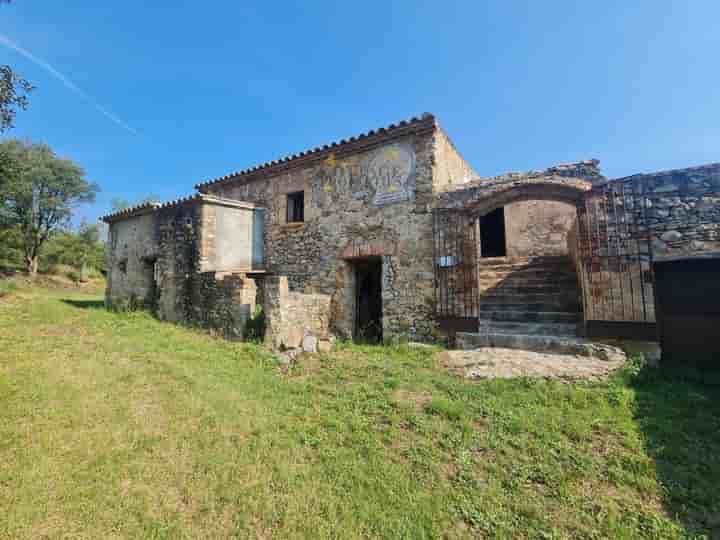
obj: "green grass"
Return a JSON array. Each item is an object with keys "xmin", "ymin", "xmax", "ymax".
[
  {"xmin": 0, "ymin": 278, "xmax": 17, "ymax": 297},
  {"xmin": 1, "ymin": 288, "xmax": 719, "ymax": 539}
]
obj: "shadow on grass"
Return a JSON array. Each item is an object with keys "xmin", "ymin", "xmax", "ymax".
[
  {"xmin": 61, "ymin": 299, "xmax": 106, "ymax": 310},
  {"xmin": 631, "ymin": 366, "xmax": 720, "ymax": 538}
]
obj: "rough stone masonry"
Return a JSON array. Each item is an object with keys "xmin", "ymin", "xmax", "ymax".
[{"xmin": 101, "ymin": 113, "xmax": 720, "ymax": 351}]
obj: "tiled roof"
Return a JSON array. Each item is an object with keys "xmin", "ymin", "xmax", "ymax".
[
  {"xmin": 194, "ymin": 112, "xmax": 437, "ymax": 191},
  {"xmin": 99, "ymin": 201, "xmax": 160, "ymax": 223}
]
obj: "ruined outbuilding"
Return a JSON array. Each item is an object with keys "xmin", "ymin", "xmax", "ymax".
[{"xmin": 101, "ymin": 114, "xmax": 720, "ymax": 355}]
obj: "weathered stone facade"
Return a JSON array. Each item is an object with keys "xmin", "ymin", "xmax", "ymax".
[
  {"xmin": 575, "ymin": 162, "xmax": 720, "ymax": 324},
  {"xmin": 505, "ymin": 200, "xmax": 576, "ymax": 258},
  {"xmin": 101, "ymin": 113, "xmax": 719, "ymax": 350},
  {"xmin": 631, "ymin": 163, "xmax": 720, "ymax": 256},
  {"xmin": 195, "ymin": 114, "xmax": 444, "ymax": 342}
]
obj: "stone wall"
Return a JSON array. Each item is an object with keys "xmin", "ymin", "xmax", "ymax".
[
  {"xmin": 432, "ymin": 127, "xmax": 479, "ymax": 192},
  {"xmin": 154, "ymin": 201, "xmax": 201, "ymax": 322},
  {"xmin": 153, "ymin": 199, "xmax": 258, "ymax": 338},
  {"xmin": 106, "ymin": 211, "xmax": 158, "ymax": 308},
  {"xmin": 639, "ymin": 163, "xmax": 720, "ymax": 256},
  {"xmin": 574, "ymin": 163, "xmax": 720, "ymax": 324},
  {"xmin": 191, "ymin": 271, "xmax": 257, "ymax": 339},
  {"xmin": 505, "ymin": 200, "xmax": 576, "ymax": 258},
  {"xmin": 263, "ymin": 276, "xmax": 332, "ymax": 352},
  {"xmin": 200, "ymin": 126, "xmax": 439, "ymax": 341}
]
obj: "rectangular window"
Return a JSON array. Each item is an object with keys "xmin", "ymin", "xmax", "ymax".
[{"xmin": 286, "ymin": 191, "xmax": 304, "ymax": 223}]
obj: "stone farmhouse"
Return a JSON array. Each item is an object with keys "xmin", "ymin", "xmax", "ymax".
[{"xmin": 102, "ymin": 114, "xmax": 720, "ymax": 358}]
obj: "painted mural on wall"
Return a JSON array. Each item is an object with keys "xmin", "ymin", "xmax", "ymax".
[
  {"xmin": 367, "ymin": 143, "xmax": 416, "ymax": 206},
  {"xmin": 311, "ymin": 142, "xmax": 416, "ymax": 208}
]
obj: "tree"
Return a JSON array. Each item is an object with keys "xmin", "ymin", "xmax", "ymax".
[
  {"xmin": 0, "ymin": 66, "xmax": 33, "ymax": 133},
  {"xmin": 0, "ymin": 140, "xmax": 99, "ymax": 276},
  {"xmin": 42, "ymin": 222, "xmax": 106, "ymax": 279},
  {"xmin": 0, "ymin": 1, "xmax": 34, "ymax": 132}
]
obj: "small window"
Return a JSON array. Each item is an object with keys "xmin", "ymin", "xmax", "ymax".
[{"xmin": 286, "ymin": 191, "xmax": 304, "ymax": 223}]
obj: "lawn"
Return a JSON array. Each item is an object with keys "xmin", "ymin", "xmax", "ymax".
[{"xmin": 1, "ymin": 287, "xmax": 719, "ymax": 539}]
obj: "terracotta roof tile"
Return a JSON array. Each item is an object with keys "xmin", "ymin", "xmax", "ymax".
[{"xmin": 194, "ymin": 113, "xmax": 436, "ymax": 190}]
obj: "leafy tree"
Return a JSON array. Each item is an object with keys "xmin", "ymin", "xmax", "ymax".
[
  {"xmin": 0, "ymin": 224, "xmax": 22, "ymax": 270},
  {"xmin": 42, "ymin": 223, "xmax": 106, "ymax": 277},
  {"xmin": 0, "ymin": 140, "xmax": 99, "ymax": 276},
  {"xmin": 0, "ymin": 1, "xmax": 34, "ymax": 132}
]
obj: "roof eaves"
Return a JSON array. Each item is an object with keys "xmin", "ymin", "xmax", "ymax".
[{"xmin": 194, "ymin": 112, "xmax": 437, "ymax": 191}]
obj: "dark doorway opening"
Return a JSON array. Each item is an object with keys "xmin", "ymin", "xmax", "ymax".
[
  {"xmin": 480, "ymin": 207, "xmax": 506, "ymax": 257},
  {"xmin": 354, "ymin": 258, "xmax": 382, "ymax": 343}
]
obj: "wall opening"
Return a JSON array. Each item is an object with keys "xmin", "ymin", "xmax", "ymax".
[
  {"xmin": 479, "ymin": 207, "xmax": 506, "ymax": 257},
  {"xmin": 286, "ymin": 191, "xmax": 305, "ymax": 223},
  {"xmin": 354, "ymin": 257, "xmax": 382, "ymax": 343}
]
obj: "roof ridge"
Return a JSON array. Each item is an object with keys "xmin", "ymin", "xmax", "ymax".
[
  {"xmin": 99, "ymin": 201, "xmax": 160, "ymax": 223},
  {"xmin": 194, "ymin": 112, "xmax": 436, "ymax": 190}
]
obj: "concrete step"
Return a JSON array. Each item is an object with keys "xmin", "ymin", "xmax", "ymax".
[
  {"xmin": 478, "ymin": 275, "xmax": 579, "ymax": 285},
  {"xmin": 479, "ymin": 301, "xmax": 583, "ymax": 313},
  {"xmin": 480, "ymin": 310, "xmax": 582, "ymax": 324},
  {"xmin": 479, "ymin": 255, "xmax": 572, "ymax": 265},
  {"xmin": 478, "ymin": 264, "xmax": 575, "ymax": 276},
  {"xmin": 478, "ymin": 257, "xmax": 575, "ymax": 272},
  {"xmin": 456, "ymin": 332, "xmax": 625, "ymax": 362},
  {"xmin": 479, "ymin": 283, "xmax": 579, "ymax": 295},
  {"xmin": 478, "ymin": 320, "xmax": 579, "ymax": 337},
  {"xmin": 480, "ymin": 292, "xmax": 581, "ymax": 304}
]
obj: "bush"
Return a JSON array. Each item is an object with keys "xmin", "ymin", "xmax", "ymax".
[{"xmin": 67, "ymin": 269, "xmax": 82, "ymax": 283}]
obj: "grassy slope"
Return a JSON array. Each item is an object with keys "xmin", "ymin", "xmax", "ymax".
[{"xmin": 0, "ymin": 288, "xmax": 718, "ymax": 539}]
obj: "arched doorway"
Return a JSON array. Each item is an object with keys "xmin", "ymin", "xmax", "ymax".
[{"xmin": 433, "ymin": 176, "xmax": 592, "ymax": 343}]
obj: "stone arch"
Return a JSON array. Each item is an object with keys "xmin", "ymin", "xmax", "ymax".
[
  {"xmin": 435, "ymin": 175, "xmax": 593, "ymax": 261},
  {"xmin": 446, "ymin": 177, "xmax": 592, "ymax": 219}
]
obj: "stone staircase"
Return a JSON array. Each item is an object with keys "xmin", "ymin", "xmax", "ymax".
[{"xmin": 459, "ymin": 255, "xmax": 591, "ymax": 353}]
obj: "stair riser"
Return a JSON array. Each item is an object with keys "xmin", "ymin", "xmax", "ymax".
[
  {"xmin": 479, "ymin": 310, "xmax": 582, "ymax": 324},
  {"xmin": 478, "ymin": 256, "xmax": 574, "ymax": 264},
  {"xmin": 478, "ymin": 271, "xmax": 577, "ymax": 281},
  {"xmin": 479, "ymin": 302, "xmax": 582, "ymax": 313},
  {"xmin": 478, "ymin": 322, "xmax": 579, "ymax": 337},
  {"xmin": 479, "ymin": 284, "xmax": 579, "ymax": 295},
  {"xmin": 478, "ymin": 266, "xmax": 576, "ymax": 276},
  {"xmin": 480, "ymin": 293, "xmax": 580, "ymax": 304},
  {"xmin": 478, "ymin": 275, "xmax": 579, "ymax": 284}
]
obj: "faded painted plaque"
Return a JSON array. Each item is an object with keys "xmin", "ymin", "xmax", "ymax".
[{"xmin": 368, "ymin": 143, "xmax": 415, "ymax": 206}]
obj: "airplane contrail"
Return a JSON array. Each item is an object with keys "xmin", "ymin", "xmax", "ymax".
[{"xmin": 0, "ymin": 32, "xmax": 139, "ymax": 136}]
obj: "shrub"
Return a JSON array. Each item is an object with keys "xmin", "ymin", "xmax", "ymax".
[{"xmin": 67, "ymin": 269, "xmax": 82, "ymax": 283}]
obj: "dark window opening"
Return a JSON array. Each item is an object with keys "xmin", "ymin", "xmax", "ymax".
[
  {"xmin": 479, "ymin": 207, "xmax": 506, "ymax": 257},
  {"xmin": 286, "ymin": 191, "xmax": 304, "ymax": 223},
  {"xmin": 354, "ymin": 258, "xmax": 382, "ymax": 343}
]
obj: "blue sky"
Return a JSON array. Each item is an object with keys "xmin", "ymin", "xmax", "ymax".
[{"xmin": 2, "ymin": 1, "xmax": 719, "ymax": 224}]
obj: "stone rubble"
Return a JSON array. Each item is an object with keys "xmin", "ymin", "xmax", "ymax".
[{"xmin": 439, "ymin": 347, "xmax": 626, "ymax": 382}]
